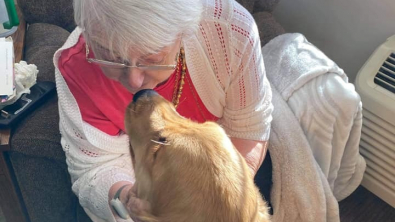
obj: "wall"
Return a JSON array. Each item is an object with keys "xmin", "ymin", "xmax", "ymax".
[{"xmin": 273, "ymin": 0, "xmax": 395, "ymax": 82}]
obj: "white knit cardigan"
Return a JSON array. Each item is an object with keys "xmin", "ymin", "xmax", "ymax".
[{"xmin": 53, "ymin": 0, "xmax": 273, "ymax": 221}]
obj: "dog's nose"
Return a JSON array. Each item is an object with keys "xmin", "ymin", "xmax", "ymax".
[{"xmin": 133, "ymin": 89, "xmax": 158, "ymax": 103}]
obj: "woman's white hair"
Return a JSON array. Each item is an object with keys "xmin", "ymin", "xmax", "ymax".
[{"xmin": 74, "ymin": 0, "xmax": 203, "ymax": 60}]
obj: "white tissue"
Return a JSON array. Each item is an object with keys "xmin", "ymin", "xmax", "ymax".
[
  {"xmin": 0, "ymin": 61, "xmax": 39, "ymax": 109},
  {"xmin": 14, "ymin": 60, "xmax": 38, "ymax": 91}
]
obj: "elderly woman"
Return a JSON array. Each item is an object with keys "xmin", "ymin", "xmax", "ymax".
[{"xmin": 54, "ymin": 0, "xmax": 273, "ymax": 221}]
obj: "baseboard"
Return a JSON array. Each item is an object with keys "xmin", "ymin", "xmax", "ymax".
[{"xmin": 362, "ymin": 174, "xmax": 395, "ymax": 208}]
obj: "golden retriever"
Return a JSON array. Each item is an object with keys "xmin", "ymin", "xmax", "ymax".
[{"xmin": 125, "ymin": 89, "xmax": 270, "ymax": 222}]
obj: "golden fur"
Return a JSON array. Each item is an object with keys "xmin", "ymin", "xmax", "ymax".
[{"xmin": 125, "ymin": 91, "xmax": 270, "ymax": 222}]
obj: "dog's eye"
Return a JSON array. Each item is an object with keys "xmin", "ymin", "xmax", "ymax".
[
  {"xmin": 150, "ymin": 136, "xmax": 169, "ymax": 146},
  {"xmin": 158, "ymin": 137, "xmax": 167, "ymax": 143}
]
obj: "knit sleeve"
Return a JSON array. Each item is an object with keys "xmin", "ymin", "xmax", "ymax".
[
  {"xmin": 60, "ymin": 126, "xmax": 135, "ymax": 222},
  {"xmin": 55, "ymin": 62, "xmax": 135, "ymax": 221},
  {"xmin": 217, "ymin": 2, "xmax": 273, "ymax": 141}
]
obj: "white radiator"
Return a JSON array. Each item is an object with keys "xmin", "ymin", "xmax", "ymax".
[{"xmin": 355, "ymin": 35, "xmax": 395, "ymax": 208}]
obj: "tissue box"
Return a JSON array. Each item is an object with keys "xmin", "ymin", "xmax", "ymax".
[
  {"xmin": 0, "ymin": 37, "xmax": 38, "ymax": 110},
  {"xmin": 0, "ymin": 37, "xmax": 15, "ymax": 99}
]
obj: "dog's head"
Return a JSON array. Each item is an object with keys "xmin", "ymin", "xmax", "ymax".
[
  {"xmin": 125, "ymin": 89, "xmax": 241, "ymax": 201},
  {"xmin": 125, "ymin": 89, "xmax": 180, "ymax": 170},
  {"xmin": 125, "ymin": 89, "xmax": 270, "ymax": 221}
]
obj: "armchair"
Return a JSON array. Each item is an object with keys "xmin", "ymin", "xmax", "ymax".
[{"xmin": 3, "ymin": 0, "xmax": 363, "ymax": 221}]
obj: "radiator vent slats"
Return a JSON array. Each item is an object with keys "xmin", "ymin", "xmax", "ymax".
[
  {"xmin": 356, "ymin": 37, "xmax": 395, "ymax": 208},
  {"xmin": 374, "ymin": 53, "xmax": 395, "ymax": 94},
  {"xmin": 360, "ymin": 108, "xmax": 395, "ymax": 206}
]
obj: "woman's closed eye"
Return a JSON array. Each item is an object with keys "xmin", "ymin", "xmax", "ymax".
[
  {"xmin": 139, "ymin": 57, "xmax": 165, "ymax": 66},
  {"xmin": 99, "ymin": 53, "xmax": 125, "ymax": 64},
  {"xmin": 115, "ymin": 57, "xmax": 129, "ymax": 64}
]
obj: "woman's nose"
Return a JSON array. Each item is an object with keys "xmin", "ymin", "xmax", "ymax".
[{"xmin": 121, "ymin": 68, "xmax": 145, "ymax": 89}]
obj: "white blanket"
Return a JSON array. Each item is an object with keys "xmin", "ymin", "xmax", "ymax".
[
  {"xmin": 269, "ymin": 86, "xmax": 340, "ymax": 222},
  {"xmin": 263, "ymin": 33, "xmax": 366, "ymax": 221}
]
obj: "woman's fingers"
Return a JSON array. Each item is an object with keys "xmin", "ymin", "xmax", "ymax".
[
  {"xmin": 125, "ymin": 186, "xmax": 154, "ymax": 222},
  {"xmin": 126, "ymin": 194, "xmax": 152, "ymax": 213}
]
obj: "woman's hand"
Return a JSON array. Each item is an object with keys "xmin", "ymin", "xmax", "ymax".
[
  {"xmin": 109, "ymin": 182, "xmax": 134, "ymax": 220},
  {"xmin": 124, "ymin": 185, "xmax": 158, "ymax": 222},
  {"xmin": 109, "ymin": 182, "xmax": 155, "ymax": 221}
]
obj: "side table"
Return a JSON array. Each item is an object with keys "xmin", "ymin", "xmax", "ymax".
[
  {"xmin": 0, "ymin": 5, "xmax": 29, "ymax": 222},
  {"xmin": 0, "ymin": 129, "xmax": 27, "ymax": 222}
]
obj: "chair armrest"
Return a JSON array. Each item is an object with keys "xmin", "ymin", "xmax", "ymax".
[
  {"xmin": 10, "ymin": 95, "xmax": 65, "ymax": 161},
  {"xmin": 10, "ymin": 23, "xmax": 70, "ymax": 161}
]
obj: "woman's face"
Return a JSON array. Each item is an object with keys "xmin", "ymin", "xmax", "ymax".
[{"xmin": 90, "ymin": 38, "xmax": 181, "ymax": 94}]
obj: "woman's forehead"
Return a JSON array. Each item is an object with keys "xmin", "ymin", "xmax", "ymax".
[{"xmin": 90, "ymin": 39, "xmax": 170, "ymax": 59}]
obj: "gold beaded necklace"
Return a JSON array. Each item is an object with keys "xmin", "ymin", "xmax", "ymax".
[{"xmin": 172, "ymin": 47, "xmax": 186, "ymax": 109}]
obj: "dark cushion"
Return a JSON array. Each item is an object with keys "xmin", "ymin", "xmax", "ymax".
[
  {"xmin": 237, "ymin": 0, "xmax": 280, "ymax": 13},
  {"xmin": 254, "ymin": 0, "xmax": 281, "ymax": 13},
  {"xmin": 17, "ymin": 0, "xmax": 76, "ymax": 32},
  {"xmin": 24, "ymin": 23, "xmax": 70, "ymax": 82},
  {"xmin": 253, "ymin": 11, "xmax": 285, "ymax": 46},
  {"xmin": 10, "ymin": 95, "xmax": 64, "ymax": 161},
  {"xmin": 77, "ymin": 204, "xmax": 94, "ymax": 222},
  {"xmin": 11, "ymin": 24, "xmax": 69, "ymax": 160},
  {"xmin": 9, "ymin": 152, "xmax": 79, "ymax": 222},
  {"xmin": 237, "ymin": 0, "xmax": 257, "ymax": 13}
]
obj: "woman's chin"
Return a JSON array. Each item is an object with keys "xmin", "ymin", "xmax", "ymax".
[
  {"xmin": 128, "ymin": 88, "xmax": 145, "ymax": 94},
  {"xmin": 126, "ymin": 86, "xmax": 155, "ymax": 95},
  {"xmin": 126, "ymin": 82, "xmax": 170, "ymax": 94}
]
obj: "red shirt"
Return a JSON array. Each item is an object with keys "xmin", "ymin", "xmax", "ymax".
[{"xmin": 58, "ymin": 36, "xmax": 218, "ymax": 136}]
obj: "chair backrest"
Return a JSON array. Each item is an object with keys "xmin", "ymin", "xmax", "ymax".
[
  {"xmin": 254, "ymin": 0, "xmax": 280, "ymax": 13},
  {"xmin": 237, "ymin": 0, "xmax": 280, "ymax": 13},
  {"xmin": 17, "ymin": 0, "xmax": 75, "ymax": 32},
  {"xmin": 16, "ymin": 0, "xmax": 279, "ymax": 33}
]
